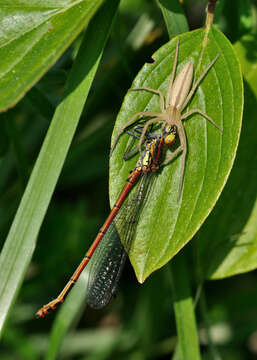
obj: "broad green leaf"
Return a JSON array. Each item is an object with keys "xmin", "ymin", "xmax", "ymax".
[
  {"xmin": 196, "ymin": 32, "xmax": 257, "ymax": 280},
  {"xmin": 0, "ymin": 0, "xmax": 119, "ymax": 335},
  {"xmin": 110, "ymin": 27, "xmax": 243, "ymax": 282},
  {"xmin": 0, "ymin": 0, "xmax": 104, "ymax": 111}
]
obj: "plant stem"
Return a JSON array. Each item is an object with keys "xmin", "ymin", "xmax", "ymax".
[{"xmin": 169, "ymin": 253, "xmax": 201, "ymax": 360}]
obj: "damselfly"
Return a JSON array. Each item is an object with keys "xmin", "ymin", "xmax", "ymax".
[{"xmin": 36, "ymin": 126, "xmax": 177, "ymax": 317}]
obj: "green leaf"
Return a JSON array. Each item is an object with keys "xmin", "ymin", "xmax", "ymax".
[
  {"xmin": 0, "ymin": 0, "xmax": 119, "ymax": 336},
  {"xmin": 157, "ymin": 0, "xmax": 189, "ymax": 38},
  {"xmin": 110, "ymin": 27, "xmax": 243, "ymax": 283},
  {"xmin": 0, "ymin": 0, "xmax": 104, "ymax": 111},
  {"xmin": 196, "ymin": 32, "xmax": 257, "ymax": 280}
]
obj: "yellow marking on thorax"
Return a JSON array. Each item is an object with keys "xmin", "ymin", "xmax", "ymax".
[{"xmin": 149, "ymin": 139, "xmax": 157, "ymax": 158}]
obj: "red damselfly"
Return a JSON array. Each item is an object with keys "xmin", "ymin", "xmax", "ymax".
[{"xmin": 36, "ymin": 126, "xmax": 177, "ymax": 317}]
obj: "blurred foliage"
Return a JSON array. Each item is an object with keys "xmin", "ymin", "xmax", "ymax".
[{"xmin": 0, "ymin": 0, "xmax": 257, "ymax": 359}]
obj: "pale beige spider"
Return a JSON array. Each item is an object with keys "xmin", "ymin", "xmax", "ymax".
[{"xmin": 112, "ymin": 38, "xmax": 222, "ymax": 198}]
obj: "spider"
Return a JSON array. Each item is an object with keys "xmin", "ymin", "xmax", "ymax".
[{"xmin": 112, "ymin": 38, "xmax": 222, "ymax": 198}]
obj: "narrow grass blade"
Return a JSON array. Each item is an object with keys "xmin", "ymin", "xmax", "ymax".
[
  {"xmin": 157, "ymin": 0, "xmax": 189, "ymax": 38},
  {"xmin": 169, "ymin": 255, "xmax": 200, "ymax": 360}
]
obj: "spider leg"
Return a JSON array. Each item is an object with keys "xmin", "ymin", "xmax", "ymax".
[
  {"xmin": 130, "ymin": 88, "xmax": 166, "ymax": 112},
  {"xmin": 166, "ymin": 37, "xmax": 179, "ymax": 106},
  {"xmin": 168, "ymin": 122, "xmax": 187, "ymax": 200},
  {"xmin": 111, "ymin": 111, "xmax": 163, "ymax": 154},
  {"xmin": 182, "ymin": 53, "xmax": 220, "ymax": 111},
  {"xmin": 181, "ymin": 109, "xmax": 222, "ymax": 132},
  {"xmin": 138, "ymin": 117, "xmax": 166, "ymax": 154},
  {"xmin": 162, "ymin": 145, "xmax": 183, "ymax": 166}
]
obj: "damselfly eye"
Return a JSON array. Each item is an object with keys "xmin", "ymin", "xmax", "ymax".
[{"xmin": 164, "ymin": 133, "xmax": 176, "ymax": 146}]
